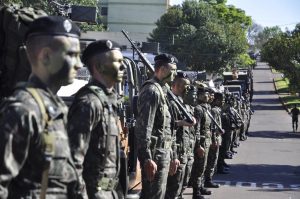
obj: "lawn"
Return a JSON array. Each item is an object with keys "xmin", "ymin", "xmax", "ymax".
[
  {"xmin": 274, "ymin": 77, "xmax": 289, "ymax": 93},
  {"xmin": 274, "ymin": 77, "xmax": 300, "ymax": 111}
]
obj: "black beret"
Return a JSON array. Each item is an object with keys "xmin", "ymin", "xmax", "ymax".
[
  {"xmin": 82, "ymin": 40, "xmax": 121, "ymax": 65},
  {"xmin": 214, "ymin": 92, "xmax": 224, "ymax": 100},
  {"xmin": 26, "ymin": 16, "xmax": 81, "ymax": 40},
  {"xmin": 154, "ymin": 53, "xmax": 178, "ymax": 65},
  {"xmin": 175, "ymin": 71, "xmax": 187, "ymax": 79}
]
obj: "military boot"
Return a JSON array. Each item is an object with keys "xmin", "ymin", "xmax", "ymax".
[
  {"xmin": 192, "ymin": 187, "xmax": 205, "ymax": 199},
  {"xmin": 200, "ymin": 185, "xmax": 212, "ymax": 195},
  {"xmin": 204, "ymin": 179, "xmax": 220, "ymax": 188}
]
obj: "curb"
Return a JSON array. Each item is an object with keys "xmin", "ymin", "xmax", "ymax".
[{"xmin": 273, "ymin": 78, "xmax": 290, "ymax": 113}]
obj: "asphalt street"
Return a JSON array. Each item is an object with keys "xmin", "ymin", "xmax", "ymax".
[{"xmin": 183, "ymin": 62, "xmax": 300, "ymax": 199}]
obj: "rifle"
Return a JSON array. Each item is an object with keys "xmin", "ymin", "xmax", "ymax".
[
  {"xmin": 121, "ymin": 29, "xmax": 194, "ymax": 123},
  {"xmin": 204, "ymin": 107, "xmax": 225, "ymax": 135}
]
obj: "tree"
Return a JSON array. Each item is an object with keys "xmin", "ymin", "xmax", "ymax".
[
  {"xmin": 261, "ymin": 24, "xmax": 300, "ymax": 92},
  {"xmin": 247, "ymin": 22, "xmax": 263, "ymax": 50},
  {"xmin": 254, "ymin": 26, "xmax": 282, "ymax": 50},
  {"xmin": 150, "ymin": 0, "xmax": 250, "ymax": 72},
  {"xmin": 1, "ymin": 0, "xmax": 104, "ymax": 31}
]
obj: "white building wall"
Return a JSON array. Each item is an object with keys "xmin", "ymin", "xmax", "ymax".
[{"xmin": 106, "ymin": 0, "xmax": 169, "ymax": 34}]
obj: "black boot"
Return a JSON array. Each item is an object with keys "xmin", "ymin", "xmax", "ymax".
[
  {"xmin": 200, "ymin": 186, "xmax": 212, "ymax": 195},
  {"xmin": 193, "ymin": 187, "xmax": 205, "ymax": 199},
  {"xmin": 204, "ymin": 180, "xmax": 220, "ymax": 188}
]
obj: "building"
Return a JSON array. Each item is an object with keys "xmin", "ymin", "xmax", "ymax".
[{"xmin": 100, "ymin": 0, "xmax": 170, "ymax": 34}]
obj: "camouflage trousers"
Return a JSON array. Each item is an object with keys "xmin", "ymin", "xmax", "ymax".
[
  {"xmin": 165, "ymin": 162, "xmax": 186, "ymax": 199},
  {"xmin": 179, "ymin": 155, "xmax": 194, "ymax": 196},
  {"xmin": 204, "ymin": 144, "xmax": 220, "ymax": 181},
  {"xmin": 140, "ymin": 149, "xmax": 171, "ymax": 199},
  {"xmin": 190, "ymin": 144, "xmax": 210, "ymax": 188},
  {"xmin": 223, "ymin": 130, "xmax": 233, "ymax": 153}
]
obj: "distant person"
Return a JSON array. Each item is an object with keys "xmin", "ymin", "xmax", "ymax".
[
  {"xmin": 232, "ymin": 67, "xmax": 239, "ymax": 80},
  {"xmin": 291, "ymin": 105, "xmax": 300, "ymax": 132}
]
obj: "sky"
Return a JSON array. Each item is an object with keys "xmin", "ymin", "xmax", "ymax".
[{"xmin": 169, "ymin": 0, "xmax": 300, "ymax": 30}]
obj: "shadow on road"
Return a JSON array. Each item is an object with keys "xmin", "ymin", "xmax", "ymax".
[
  {"xmin": 253, "ymin": 90, "xmax": 276, "ymax": 95},
  {"xmin": 255, "ymin": 81, "xmax": 274, "ymax": 84},
  {"xmin": 253, "ymin": 67, "xmax": 270, "ymax": 71},
  {"xmin": 253, "ymin": 104, "xmax": 283, "ymax": 111},
  {"xmin": 214, "ymin": 164, "xmax": 300, "ymax": 189},
  {"xmin": 248, "ymin": 131, "xmax": 300, "ymax": 139}
]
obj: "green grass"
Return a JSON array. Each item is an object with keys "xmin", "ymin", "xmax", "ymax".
[
  {"xmin": 274, "ymin": 77, "xmax": 289, "ymax": 93},
  {"xmin": 274, "ymin": 77, "xmax": 300, "ymax": 111},
  {"xmin": 271, "ymin": 68, "xmax": 281, "ymax": 74},
  {"xmin": 280, "ymin": 95, "xmax": 300, "ymax": 111}
]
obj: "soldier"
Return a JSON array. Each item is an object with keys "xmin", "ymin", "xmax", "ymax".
[
  {"xmin": 135, "ymin": 53, "xmax": 180, "ymax": 199},
  {"xmin": 204, "ymin": 91, "xmax": 223, "ymax": 188},
  {"xmin": 165, "ymin": 72, "xmax": 196, "ymax": 199},
  {"xmin": 190, "ymin": 83, "xmax": 212, "ymax": 199},
  {"xmin": 67, "ymin": 40, "xmax": 125, "ymax": 199},
  {"xmin": 0, "ymin": 16, "xmax": 82, "ymax": 198},
  {"xmin": 179, "ymin": 84, "xmax": 197, "ymax": 199}
]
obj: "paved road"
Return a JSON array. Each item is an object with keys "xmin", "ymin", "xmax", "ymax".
[{"xmin": 183, "ymin": 62, "xmax": 300, "ymax": 199}]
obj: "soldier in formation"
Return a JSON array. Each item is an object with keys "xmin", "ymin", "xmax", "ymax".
[
  {"xmin": 134, "ymin": 53, "xmax": 180, "ymax": 199},
  {"xmin": 67, "ymin": 40, "xmax": 126, "ymax": 199},
  {"xmin": 0, "ymin": 13, "xmax": 254, "ymax": 198},
  {"xmin": 165, "ymin": 72, "xmax": 196, "ymax": 199},
  {"xmin": 0, "ymin": 16, "xmax": 83, "ymax": 198}
]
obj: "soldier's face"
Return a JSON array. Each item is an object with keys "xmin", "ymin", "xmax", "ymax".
[
  {"xmin": 48, "ymin": 36, "xmax": 82, "ymax": 86},
  {"xmin": 162, "ymin": 63, "xmax": 177, "ymax": 83},
  {"xmin": 99, "ymin": 50, "xmax": 124, "ymax": 83},
  {"xmin": 198, "ymin": 92, "xmax": 209, "ymax": 103}
]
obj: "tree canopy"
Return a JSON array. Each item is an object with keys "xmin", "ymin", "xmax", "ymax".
[
  {"xmin": 150, "ymin": 0, "xmax": 252, "ymax": 72},
  {"xmin": 1, "ymin": 0, "xmax": 104, "ymax": 31},
  {"xmin": 261, "ymin": 23, "xmax": 300, "ymax": 92}
]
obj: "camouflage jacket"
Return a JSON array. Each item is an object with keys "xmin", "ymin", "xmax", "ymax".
[
  {"xmin": 211, "ymin": 106, "xmax": 222, "ymax": 143},
  {"xmin": 67, "ymin": 80, "xmax": 120, "ymax": 191},
  {"xmin": 194, "ymin": 103, "xmax": 212, "ymax": 148},
  {"xmin": 169, "ymin": 95, "xmax": 190, "ymax": 163},
  {"xmin": 135, "ymin": 77, "xmax": 175, "ymax": 164},
  {"xmin": 0, "ymin": 76, "xmax": 78, "ymax": 199}
]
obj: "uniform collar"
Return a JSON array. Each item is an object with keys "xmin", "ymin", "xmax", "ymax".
[{"xmin": 89, "ymin": 78, "xmax": 116, "ymax": 95}]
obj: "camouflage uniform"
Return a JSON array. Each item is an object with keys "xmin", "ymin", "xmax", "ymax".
[
  {"xmin": 190, "ymin": 103, "xmax": 211, "ymax": 193},
  {"xmin": 204, "ymin": 105, "xmax": 222, "ymax": 183},
  {"xmin": 179, "ymin": 104, "xmax": 196, "ymax": 197},
  {"xmin": 165, "ymin": 96, "xmax": 189, "ymax": 199},
  {"xmin": 0, "ymin": 76, "xmax": 79, "ymax": 199},
  {"xmin": 135, "ymin": 77, "xmax": 175, "ymax": 199},
  {"xmin": 68, "ymin": 80, "xmax": 121, "ymax": 199}
]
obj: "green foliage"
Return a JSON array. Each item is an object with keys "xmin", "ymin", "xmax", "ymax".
[
  {"xmin": 254, "ymin": 26, "xmax": 282, "ymax": 50},
  {"xmin": 150, "ymin": 0, "xmax": 250, "ymax": 72},
  {"xmin": 235, "ymin": 53, "xmax": 255, "ymax": 67},
  {"xmin": 1, "ymin": 0, "xmax": 105, "ymax": 31},
  {"xmin": 261, "ymin": 24, "xmax": 300, "ymax": 92}
]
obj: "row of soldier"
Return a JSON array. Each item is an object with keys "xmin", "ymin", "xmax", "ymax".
[
  {"xmin": 0, "ymin": 15, "xmax": 253, "ymax": 199},
  {"xmin": 135, "ymin": 52, "xmax": 253, "ymax": 199}
]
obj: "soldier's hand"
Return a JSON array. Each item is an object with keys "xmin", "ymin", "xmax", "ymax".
[
  {"xmin": 196, "ymin": 146, "xmax": 205, "ymax": 158},
  {"xmin": 144, "ymin": 159, "xmax": 157, "ymax": 182},
  {"xmin": 176, "ymin": 117, "xmax": 196, "ymax": 127},
  {"xmin": 169, "ymin": 159, "xmax": 180, "ymax": 176}
]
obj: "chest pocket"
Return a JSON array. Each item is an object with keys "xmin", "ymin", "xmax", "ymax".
[
  {"xmin": 25, "ymin": 87, "xmax": 77, "ymax": 185},
  {"xmin": 85, "ymin": 86, "xmax": 119, "ymax": 168}
]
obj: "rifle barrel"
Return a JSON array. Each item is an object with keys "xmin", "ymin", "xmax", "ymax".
[{"xmin": 121, "ymin": 29, "xmax": 193, "ymax": 123}]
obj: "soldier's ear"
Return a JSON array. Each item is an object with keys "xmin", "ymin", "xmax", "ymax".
[{"xmin": 40, "ymin": 47, "xmax": 51, "ymax": 67}]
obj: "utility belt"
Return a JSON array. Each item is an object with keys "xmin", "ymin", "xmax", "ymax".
[
  {"xmin": 97, "ymin": 177, "xmax": 119, "ymax": 191},
  {"xmin": 157, "ymin": 140, "xmax": 172, "ymax": 149},
  {"xmin": 151, "ymin": 136, "xmax": 172, "ymax": 150}
]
